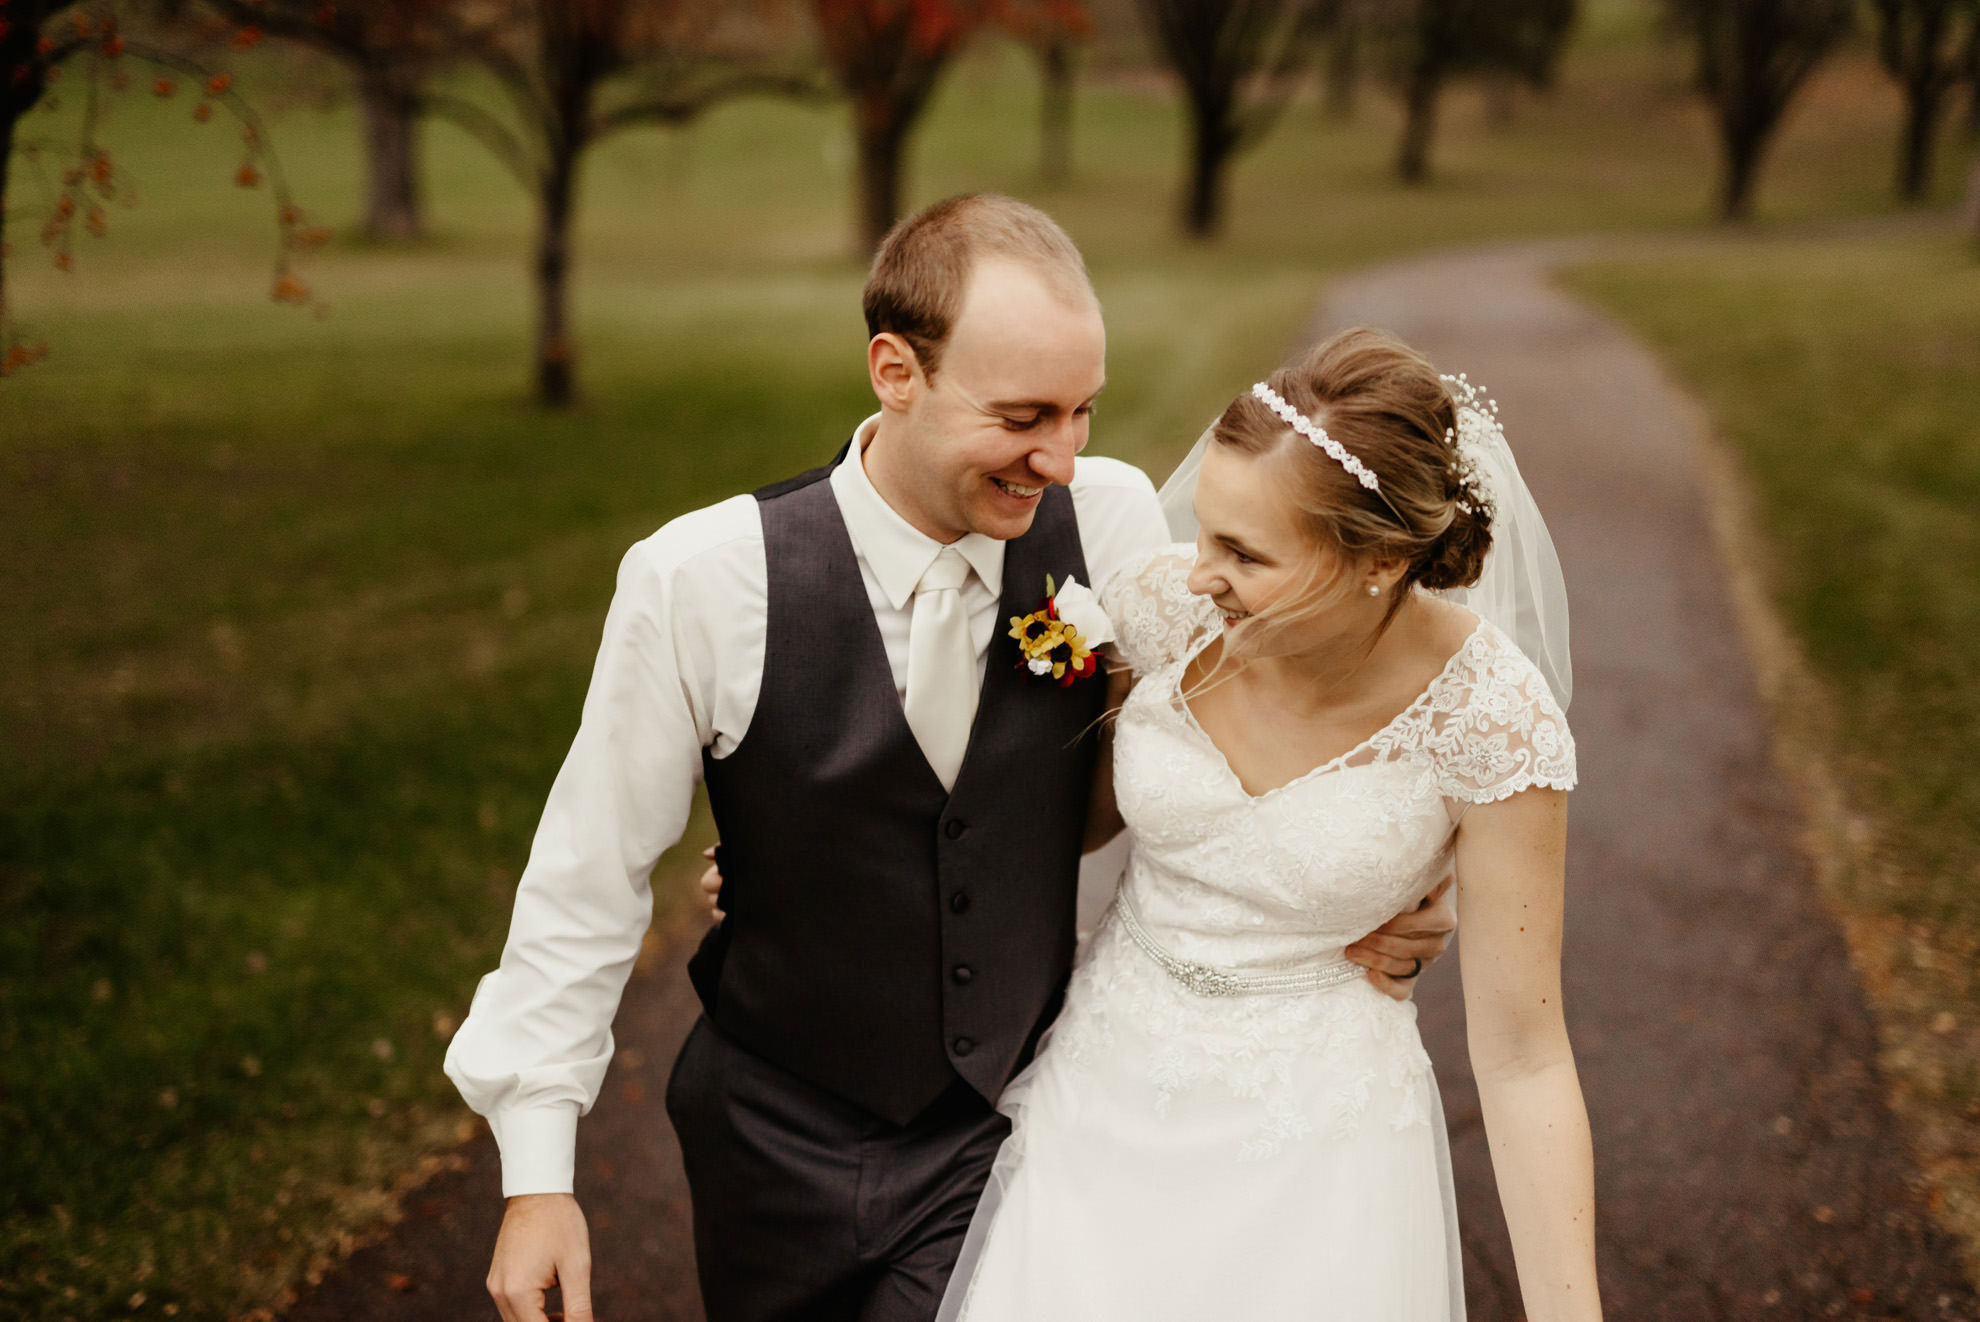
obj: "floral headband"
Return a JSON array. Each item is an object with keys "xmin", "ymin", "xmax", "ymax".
[{"xmin": 1250, "ymin": 378, "xmax": 1497, "ymax": 521}]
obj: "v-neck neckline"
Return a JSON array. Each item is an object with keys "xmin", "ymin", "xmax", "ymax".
[{"xmin": 1168, "ymin": 616, "xmax": 1487, "ymax": 803}]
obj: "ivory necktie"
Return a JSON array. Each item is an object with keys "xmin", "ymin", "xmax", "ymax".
[{"xmin": 903, "ymin": 547, "xmax": 977, "ymax": 791}]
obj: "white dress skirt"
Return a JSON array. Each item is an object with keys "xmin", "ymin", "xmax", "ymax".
[{"xmin": 936, "ymin": 548, "xmax": 1577, "ymax": 1321}]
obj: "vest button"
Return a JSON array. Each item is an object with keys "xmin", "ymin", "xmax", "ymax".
[
  {"xmin": 949, "ymin": 891, "xmax": 971, "ymax": 914},
  {"xmin": 944, "ymin": 818, "xmax": 968, "ymax": 840},
  {"xmin": 952, "ymin": 965, "xmax": 973, "ymax": 985},
  {"xmin": 953, "ymin": 1037, "xmax": 976, "ymax": 1057}
]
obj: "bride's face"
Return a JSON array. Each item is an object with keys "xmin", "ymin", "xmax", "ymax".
[{"xmin": 1185, "ymin": 441, "xmax": 1381, "ymax": 659}]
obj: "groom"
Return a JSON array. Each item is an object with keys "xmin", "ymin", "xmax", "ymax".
[{"xmin": 446, "ymin": 193, "xmax": 1456, "ymax": 1322}]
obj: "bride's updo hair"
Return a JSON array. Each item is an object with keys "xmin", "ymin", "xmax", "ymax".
[{"xmin": 1212, "ymin": 327, "xmax": 1493, "ymax": 617}]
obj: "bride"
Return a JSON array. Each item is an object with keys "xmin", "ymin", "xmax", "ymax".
[
  {"xmin": 703, "ymin": 327, "xmax": 1595, "ymax": 1319},
  {"xmin": 936, "ymin": 327, "xmax": 1594, "ymax": 1321}
]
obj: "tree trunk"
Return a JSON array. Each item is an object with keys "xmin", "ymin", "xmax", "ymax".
[
  {"xmin": 855, "ymin": 96, "xmax": 907, "ymax": 255},
  {"xmin": 1719, "ymin": 120, "xmax": 1764, "ymax": 221},
  {"xmin": 1895, "ymin": 79, "xmax": 1945, "ymax": 201},
  {"xmin": 534, "ymin": 150, "xmax": 579, "ymax": 409},
  {"xmin": 0, "ymin": 118, "xmax": 15, "ymax": 332},
  {"xmin": 1, "ymin": 49, "xmax": 42, "ymax": 338},
  {"xmin": 1182, "ymin": 109, "xmax": 1232, "ymax": 239},
  {"xmin": 1324, "ymin": 21, "xmax": 1359, "ymax": 121},
  {"xmin": 357, "ymin": 62, "xmax": 424, "ymax": 241},
  {"xmin": 1965, "ymin": 27, "xmax": 1980, "ymax": 140},
  {"xmin": 1396, "ymin": 69, "xmax": 1441, "ymax": 184},
  {"xmin": 1039, "ymin": 39, "xmax": 1074, "ymax": 188}
]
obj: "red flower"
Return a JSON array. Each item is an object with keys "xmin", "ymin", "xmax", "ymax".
[{"xmin": 1057, "ymin": 652, "xmax": 1098, "ymax": 687}]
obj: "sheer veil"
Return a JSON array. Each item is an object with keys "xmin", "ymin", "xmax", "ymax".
[{"xmin": 1154, "ymin": 386, "xmax": 1572, "ymax": 712}]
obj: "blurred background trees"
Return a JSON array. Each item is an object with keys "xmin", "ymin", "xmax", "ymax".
[
  {"xmin": 1135, "ymin": 0, "xmax": 1326, "ymax": 239},
  {"xmin": 1659, "ymin": 0, "xmax": 1857, "ymax": 220},
  {"xmin": 1378, "ymin": 0, "xmax": 1579, "ymax": 183},
  {"xmin": 197, "ymin": 0, "xmax": 462, "ymax": 241},
  {"xmin": 1869, "ymin": 0, "xmax": 1979, "ymax": 201},
  {"xmin": 399, "ymin": 0, "xmax": 815, "ymax": 406},
  {"xmin": 1, "ymin": 1, "xmax": 315, "ymax": 373},
  {"xmin": 8, "ymin": 0, "xmax": 1980, "ymax": 383},
  {"xmin": 814, "ymin": 1, "xmax": 1091, "ymax": 253}
]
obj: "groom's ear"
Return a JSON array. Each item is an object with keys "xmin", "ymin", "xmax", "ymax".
[{"xmin": 868, "ymin": 332, "xmax": 924, "ymax": 412}]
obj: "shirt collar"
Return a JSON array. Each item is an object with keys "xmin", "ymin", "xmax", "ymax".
[{"xmin": 829, "ymin": 414, "xmax": 1007, "ymax": 611}]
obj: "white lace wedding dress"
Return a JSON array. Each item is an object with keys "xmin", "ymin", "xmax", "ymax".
[{"xmin": 936, "ymin": 547, "xmax": 1578, "ymax": 1321}]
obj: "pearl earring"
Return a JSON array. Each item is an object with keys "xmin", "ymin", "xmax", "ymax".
[{"xmin": 1366, "ymin": 584, "xmax": 1381, "ymax": 598}]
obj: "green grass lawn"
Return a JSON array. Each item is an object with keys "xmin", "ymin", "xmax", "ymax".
[{"xmin": 2, "ymin": 3, "xmax": 1967, "ymax": 1315}]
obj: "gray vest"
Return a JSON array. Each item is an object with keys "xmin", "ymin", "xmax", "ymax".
[{"xmin": 688, "ymin": 463, "xmax": 1106, "ymax": 1124}]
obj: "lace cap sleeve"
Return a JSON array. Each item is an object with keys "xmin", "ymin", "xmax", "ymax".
[
  {"xmin": 1430, "ymin": 624, "xmax": 1578, "ymax": 804},
  {"xmin": 1097, "ymin": 543, "xmax": 1213, "ymax": 674}
]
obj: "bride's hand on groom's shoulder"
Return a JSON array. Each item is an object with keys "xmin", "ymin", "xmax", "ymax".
[
  {"xmin": 1345, "ymin": 871, "xmax": 1458, "ymax": 1002},
  {"xmin": 488, "ymin": 1192, "xmax": 594, "ymax": 1322}
]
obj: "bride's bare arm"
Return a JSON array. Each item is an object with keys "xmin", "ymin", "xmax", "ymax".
[
  {"xmin": 1080, "ymin": 659, "xmax": 1135, "ymax": 854},
  {"xmin": 1455, "ymin": 786, "xmax": 1601, "ymax": 1322}
]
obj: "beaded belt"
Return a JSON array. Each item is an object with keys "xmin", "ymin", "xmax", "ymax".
[{"xmin": 1113, "ymin": 891, "xmax": 1364, "ymax": 998}]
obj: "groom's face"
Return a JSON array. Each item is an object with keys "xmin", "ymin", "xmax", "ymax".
[{"xmin": 881, "ymin": 257, "xmax": 1106, "ymax": 543}]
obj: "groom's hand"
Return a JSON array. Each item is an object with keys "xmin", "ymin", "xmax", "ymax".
[
  {"xmin": 698, "ymin": 845, "xmax": 724, "ymax": 921},
  {"xmin": 1345, "ymin": 870, "xmax": 1457, "ymax": 1002},
  {"xmin": 488, "ymin": 1192, "xmax": 594, "ymax": 1322}
]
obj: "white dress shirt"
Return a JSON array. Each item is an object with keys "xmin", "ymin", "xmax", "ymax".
[{"xmin": 444, "ymin": 415, "xmax": 1171, "ymax": 1196}]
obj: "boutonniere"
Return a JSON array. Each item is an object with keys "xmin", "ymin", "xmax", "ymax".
[{"xmin": 1009, "ymin": 574, "xmax": 1116, "ymax": 687}]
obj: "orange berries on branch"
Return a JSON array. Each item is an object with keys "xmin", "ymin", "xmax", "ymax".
[
  {"xmin": 231, "ymin": 26, "xmax": 262, "ymax": 51},
  {"xmin": 271, "ymin": 272, "xmax": 309, "ymax": 304},
  {"xmin": 235, "ymin": 163, "xmax": 260, "ymax": 187},
  {"xmin": 207, "ymin": 73, "xmax": 232, "ymax": 96},
  {"xmin": 153, "ymin": 76, "xmax": 174, "ymax": 97},
  {"xmin": 192, "ymin": 102, "xmax": 213, "ymax": 122}
]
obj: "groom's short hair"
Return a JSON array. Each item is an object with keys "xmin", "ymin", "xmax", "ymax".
[{"xmin": 863, "ymin": 193, "xmax": 1093, "ymax": 382}]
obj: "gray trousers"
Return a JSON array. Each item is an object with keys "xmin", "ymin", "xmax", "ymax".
[{"xmin": 665, "ymin": 1016, "xmax": 1010, "ymax": 1322}]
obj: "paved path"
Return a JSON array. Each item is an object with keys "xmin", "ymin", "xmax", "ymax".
[{"xmin": 288, "ymin": 242, "xmax": 1978, "ymax": 1321}]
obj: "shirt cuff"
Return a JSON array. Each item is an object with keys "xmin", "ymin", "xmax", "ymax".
[{"xmin": 490, "ymin": 1103, "xmax": 580, "ymax": 1197}]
